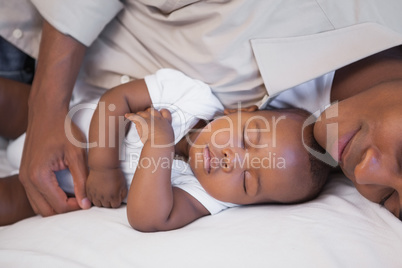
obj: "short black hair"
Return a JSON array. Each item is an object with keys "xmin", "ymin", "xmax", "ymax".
[
  {"xmin": 303, "ymin": 121, "xmax": 331, "ymax": 201},
  {"xmin": 271, "ymin": 108, "xmax": 331, "ymax": 203}
]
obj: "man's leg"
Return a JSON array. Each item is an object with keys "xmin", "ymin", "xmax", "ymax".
[
  {"xmin": 0, "ymin": 37, "xmax": 34, "ymax": 139},
  {"xmin": 0, "ymin": 175, "xmax": 35, "ymax": 226},
  {"xmin": 0, "ymin": 37, "xmax": 35, "ymax": 84},
  {"xmin": 0, "ymin": 78, "xmax": 30, "ymax": 139}
]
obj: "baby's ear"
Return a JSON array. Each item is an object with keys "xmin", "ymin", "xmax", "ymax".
[{"xmin": 223, "ymin": 105, "xmax": 259, "ymax": 115}]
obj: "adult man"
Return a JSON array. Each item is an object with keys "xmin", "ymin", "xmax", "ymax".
[{"xmin": 1, "ymin": 0, "xmax": 402, "ymax": 219}]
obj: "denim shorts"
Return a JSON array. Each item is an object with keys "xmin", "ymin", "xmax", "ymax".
[{"xmin": 0, "ymin": 36, "xmax": 35, "ymax": 84}]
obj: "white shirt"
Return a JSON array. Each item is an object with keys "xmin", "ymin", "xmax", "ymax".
[{"xmin": 2, "ymin": 1, "xmax": 402, "ymax": 107}]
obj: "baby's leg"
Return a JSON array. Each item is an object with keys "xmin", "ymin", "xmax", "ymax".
[
  {"xmin": 0, "ymin": 175, "xmax": 35, "ymax": 226},
  {"xmin": 0, "ymin": 77, "xmax": 30, "ymax": 139}
]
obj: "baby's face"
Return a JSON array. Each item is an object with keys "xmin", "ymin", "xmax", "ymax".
[{"xmin": 188, "ymin": 110, "xmax": 312, "ymax": 205}]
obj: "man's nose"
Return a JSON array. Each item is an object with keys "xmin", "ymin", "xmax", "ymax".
[{"xmin": 354, "ymin": 147, "xmax": 389, "ymax": 184}]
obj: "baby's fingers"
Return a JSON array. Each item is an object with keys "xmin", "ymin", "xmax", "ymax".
[
  {"xmin": 159, "ymin": 109, "xmax": 172, "ymax": 124},
  {"xmin": 125, "ymin": 112, "xmax": 149, "ymax": 125},
  {"xmin": 125, "ymin": 113, "xmax": 137, "ymax": 121},
  {"xmin": 125, "ymin": 113, "xmax": 150, "ymax": 142}
]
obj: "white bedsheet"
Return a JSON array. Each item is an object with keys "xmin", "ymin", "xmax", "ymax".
[{"xmin": 0, "ymin": 144, "xmax": 401, "ymax": 268}]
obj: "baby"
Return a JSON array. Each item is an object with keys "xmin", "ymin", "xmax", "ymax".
[{"xmin": 0, "ymin": 69, "xmax": 330, "ymax": 230}]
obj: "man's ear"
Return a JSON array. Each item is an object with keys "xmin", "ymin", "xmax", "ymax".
[{"xmin": 223, "ymin": 105, "xmax": 258, "ymax": 115}]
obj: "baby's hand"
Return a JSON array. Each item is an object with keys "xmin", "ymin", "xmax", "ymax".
[
  {"xmin": 86, "ymin": 168, "xmax": 127, "ymax": 208},
  {"xmin": 125, "ymin": 108, "xmax": 174, "ymax": 146}
]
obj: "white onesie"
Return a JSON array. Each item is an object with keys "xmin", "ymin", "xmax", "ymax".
[{"xmin": 7, "ymin": 69, "xmax": 238, "ymax": 215}]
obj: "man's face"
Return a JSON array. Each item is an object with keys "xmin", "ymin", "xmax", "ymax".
[{"xmin": 314, "ymin": 81, "xmax": 402, "ymax": 220}]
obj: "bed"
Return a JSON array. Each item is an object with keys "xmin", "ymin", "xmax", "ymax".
[{"xmin": 0, "ymin": 139, "xmax": 401, "ymax": 267}]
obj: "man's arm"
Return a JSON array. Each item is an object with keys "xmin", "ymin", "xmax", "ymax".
[
  {"xmin": 86, "ymin": 79, "xmax": 152, "ymax": 207},
  {"xmin": 19, "ymin": 21, "xmax": 89, "ymax": 216},
  {"xmin": 126, "ymin": 109, "xmax": 210, "ymax": 232}
]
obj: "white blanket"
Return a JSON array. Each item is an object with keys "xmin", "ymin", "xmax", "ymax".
[{"xmin": 0, "ymin": 144, "xmax": 401, "ymax": 267}]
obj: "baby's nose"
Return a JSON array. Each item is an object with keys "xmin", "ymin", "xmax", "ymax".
[
  {"xmin": 220, "ymin": 148, "xmax": 232, "ymax": 172},
  {"xmin": 221, "ymin": 148, "xmax": 235, "ymax": 173},
  {"xmin": 221, "ymin": 148, "xmax": 247, "ymax": 173},
  {"xmin": 221, "ymin": 158, "xmax": 233, "ymax": 172}
]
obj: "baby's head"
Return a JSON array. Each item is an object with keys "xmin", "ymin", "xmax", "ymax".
[{"xmin": 188, "ymin": 106, "xmax": 330, "ymax": 205}]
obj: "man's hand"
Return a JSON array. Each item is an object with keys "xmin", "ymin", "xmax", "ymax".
[
  {"xmin": 19, "ymin": 112, "xmax": 91, "ymax": 216},
  {"xmin": 86, "ymin": 168, "xmax": 127, "ymax": 208},
  {"xmin": 18, "ymin": 20, "xmax": 88, "ymax": 217}
]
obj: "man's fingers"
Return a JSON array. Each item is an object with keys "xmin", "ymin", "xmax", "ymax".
[
  {"xmin": 24, "ymin": 188, "xmax": 54, "ymax": 216},
  {"xmin": 65, "ymin": 122, "xmax": 91, "ymax": 210},
  {"xmin": 67, "ymin": 150, "xmax": 91, "ymax": 210},
  {"xmin": 41, "ymin": 171, "xmax": 81, "ymax": 214},
  {"xmin": 19, "ymin": 170, "xmax": 60, "ymax": 216},
  {"xmin": 20, "ymin": 167, "xmax": 82, "ymax": 215}
]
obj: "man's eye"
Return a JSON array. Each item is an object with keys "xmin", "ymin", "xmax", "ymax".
[{"xmin": 379, "ymin": 190, "xmax": 396, "ymax": 207}]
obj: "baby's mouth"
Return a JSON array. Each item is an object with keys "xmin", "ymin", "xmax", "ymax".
[{"xmin": 203, "ymin": 145, "xmax": 211, "ymax": 174}]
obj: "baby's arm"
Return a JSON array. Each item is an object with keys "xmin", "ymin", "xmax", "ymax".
[
  {"xmin": 125, "ymin": 109, "xmax": 209, "ymax": 232},
  {"xmin": 86, "ymin": 80, "xmax": 152, "ymax": 208}
]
